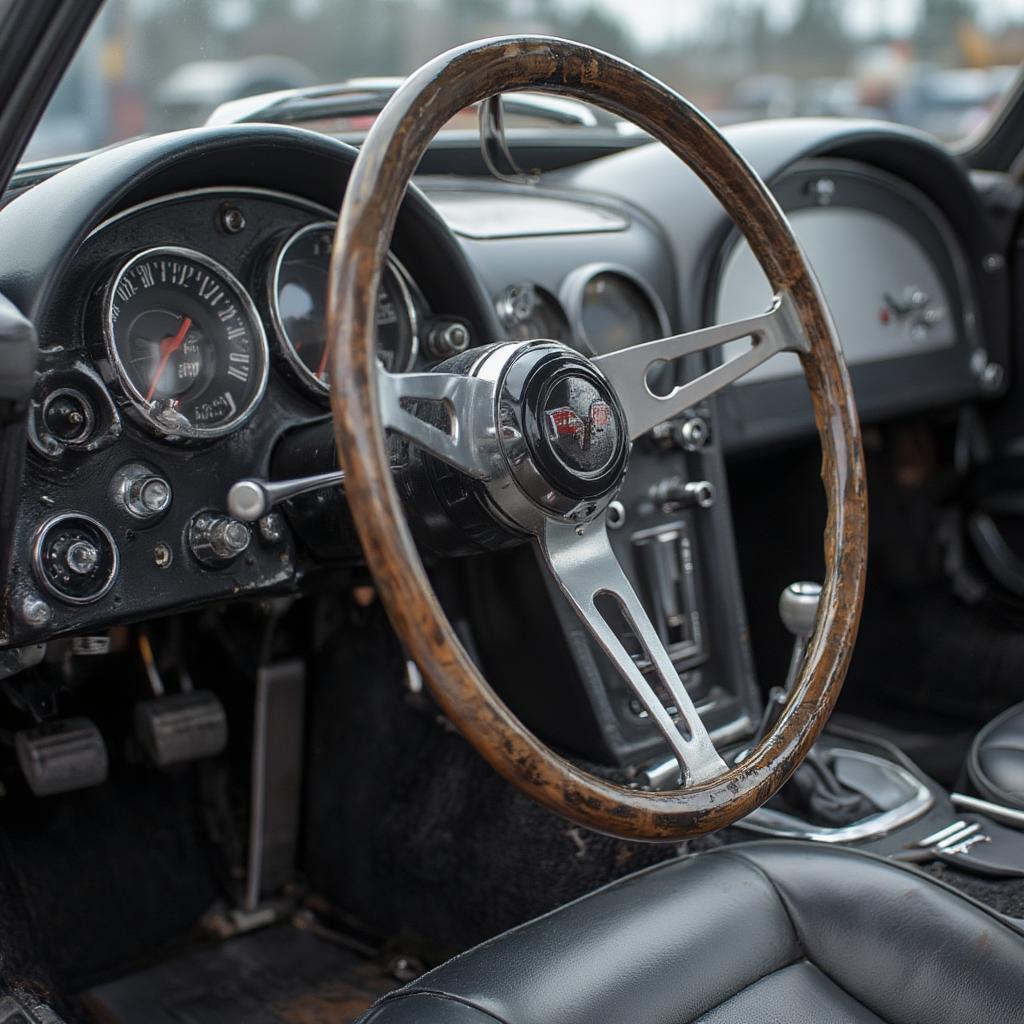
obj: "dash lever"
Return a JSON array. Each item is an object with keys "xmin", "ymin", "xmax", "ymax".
[{"xmin": 227, "ymin": 470, "xmax": 345, "ymax": 522}]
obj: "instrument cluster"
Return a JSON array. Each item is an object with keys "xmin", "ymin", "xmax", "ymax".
[
  {"xmin": 96, "ymin": 216, "xmax": 423, "ymax": 443},
  {"xmin": 5, "ymin": 184, "xmax": 477, "ymax": 647}
]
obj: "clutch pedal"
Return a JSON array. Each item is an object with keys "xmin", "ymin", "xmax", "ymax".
[
  {"xmin": 15, "ymin": 717, "xmax": 108, "ymax": 796},
  {"xmin": 135, "ymin": 690, "xmax": 228, "ymax": 768}
]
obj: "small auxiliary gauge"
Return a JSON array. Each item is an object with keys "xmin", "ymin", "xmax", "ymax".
[
  {"xmin": 269, "ymin": 221, "xmax": 419, "ymax": 396},
  {"xmin": 103, "ymin": 246, "xmax": 269, "ymax": 439}
]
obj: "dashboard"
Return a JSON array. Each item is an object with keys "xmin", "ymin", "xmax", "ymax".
[{"xmin": 0, "ymin": 118, "xmax": 1009, "ymax": 760}]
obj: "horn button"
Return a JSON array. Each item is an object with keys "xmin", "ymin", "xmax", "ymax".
[{"xmin": 496, "ymin": 344, "xmax": 630, "ymax": 523}]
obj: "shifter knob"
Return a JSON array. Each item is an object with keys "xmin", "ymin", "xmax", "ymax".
[{"xmin": 779, "ymin": 581, "xmax": 822, "ymax": 639}]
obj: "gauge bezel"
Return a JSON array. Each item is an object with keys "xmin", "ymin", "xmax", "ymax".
[
  {"xmin": 103, "ymin": 245, "xmax": 270, "ymax": 440},
  {"xmin": 32, "ymin": 512, "xmax": 120, "ymax": 606},
  {"xmin": 268, "ymin": 220, "xmax": 419, "ymax": 397},
  {"xmin": 559, "ymin": 262, "xmax": 672, "ymax": 356}
]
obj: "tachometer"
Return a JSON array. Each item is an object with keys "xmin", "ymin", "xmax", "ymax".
[
  {"xmin": 270, "ymin": 221, "xmax": 418, "ymax": 396},
  {"xmin": 103, "ymin": 247, "xmax": 269, "ymax": 439}
]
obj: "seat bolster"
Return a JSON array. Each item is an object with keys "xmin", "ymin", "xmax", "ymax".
[
  {"xmin": 731, "ymin": 843, "xmax": 1024, "ymax": 1024},
  {"xmin": 968, "ymin": 701, "xmax": 1024, "ymax": 807},
  {"xmin": 360, "ymin": 852, "xmax": 799, "ymax": 1024}
]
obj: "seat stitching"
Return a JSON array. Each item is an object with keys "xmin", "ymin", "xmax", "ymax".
[
  {"xmin": 681, "ymin": 957, "xmax": 810, "ymax": 1023},
  {"xmin": 712, "ymin": 839, "xmax": 1024, "ymax": 935},
  {"xmin": 714, "ymin": 848, "xmax": 897, "ymax": 1023},
  {"xmin": 685, "ymin": 958, "xmax": 887, "ymax": 1024},
  {"xmin": 364, "ymin": 988, "xmax": 511, "ymax": 1023}
]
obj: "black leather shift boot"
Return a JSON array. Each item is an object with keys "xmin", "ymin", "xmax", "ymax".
[{"xmin": 767, "ymin": 748, "xmax": 880, "ymax": 827}]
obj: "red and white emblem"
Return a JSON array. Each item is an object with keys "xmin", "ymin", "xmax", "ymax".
[{"xmin": 546, "ymin": 400, "xmax": 612, "ymax": 449}]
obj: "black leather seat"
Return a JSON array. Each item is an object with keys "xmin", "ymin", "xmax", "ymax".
[
  {"xmin": 358, "ymin": 840, "xmax": 1024, "ymax": 1023},
  {"xmin": 969, "ymin": 701, "xmax": 1024, "ymax": 808}
]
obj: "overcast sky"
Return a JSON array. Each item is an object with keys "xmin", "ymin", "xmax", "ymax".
[{"xmin": 557, "ymin": 0, "xmax": 1024, "ymax": 47}]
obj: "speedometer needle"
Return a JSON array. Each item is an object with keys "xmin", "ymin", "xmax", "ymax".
[
  {"xmin": 145, "ymin": 315, "xmax": 193, "ymax": 403},
  {"xmin": 316, "ymin": 338, "xmax": 330, "ymax": 380}
]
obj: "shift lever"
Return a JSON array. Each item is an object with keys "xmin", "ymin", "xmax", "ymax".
[
  {"xmin": 755, "ymin": 580, "xmax": 878, "ymax": 826},
  {"xmin": 749, "ymin": 581, "xmax": 822, "ymax": 747},
  {"xmin": 779, "ymin": 581, "xmax": 822, "ymax": 692}
]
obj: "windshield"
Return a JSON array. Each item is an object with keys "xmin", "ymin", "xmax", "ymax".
[{"xmin": 23, "ymin": 0, "xmax": 1024, "ymax": 163}]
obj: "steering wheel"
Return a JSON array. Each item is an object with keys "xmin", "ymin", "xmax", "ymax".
[{"xmin": 327, "ymin": 37, "xmax": 867, "ymax": 841}]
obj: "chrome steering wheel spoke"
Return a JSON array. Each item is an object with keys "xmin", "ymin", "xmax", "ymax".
[
  {"xmin": 377, "ymin": 369, "xmax": 498, "ymax": 479},
  {"xmin": 592, "ymin": 292, "xmax": 808, "ymax": 439},
  {"xmin": 537, "ymin": 518, "xmax": 727, "ymax": 785}
]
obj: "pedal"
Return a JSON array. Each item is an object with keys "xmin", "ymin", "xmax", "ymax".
[
  {"xmin": 135, "ymin": 690, "xmax": 227, "ymax": 768},
  {"xmin": 15, "ymin": 717, "xmax": 108, "ymax": 796}
]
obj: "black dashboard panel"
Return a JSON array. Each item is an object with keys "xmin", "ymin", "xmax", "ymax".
[
  {"xmin": 10, "ymin": 189, "xmax": 344, "ymax": 644},
  {"xmin": 0, "ymin": 126, "xmax": 497, "ymax": 647},
  {"xmin": 0, "ymin": 115, "xmax": 1008, "ymax": 767}
]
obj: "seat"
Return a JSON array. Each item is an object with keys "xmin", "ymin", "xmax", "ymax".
[
  {"xmin": 357, "ymin": 840, "xmax": 1024, "ymax": 1023},
  {"xmin": 968, "ymin": 701, "xmax": 1024, "ymax": 809}
]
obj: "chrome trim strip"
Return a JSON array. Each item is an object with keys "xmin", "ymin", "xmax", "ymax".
[
  {"xmin": 86, "ymin": 185, "xmax": 336, "ymax": 239},
  {"xmin": 951, "ymin": 791, "xmax": 1024, "ymax": 829},
  {"xmin": 917, "ymin": 819, "xmax": 969, "ymax": 846}
]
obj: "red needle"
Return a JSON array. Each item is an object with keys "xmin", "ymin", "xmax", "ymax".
[
  {"xmin": 145, "ymin": 316, "xmax": 193, "ymax": 403},
  {"xmin": 316, "ymin": 337, "xmax": 330, "ymax": 380}
]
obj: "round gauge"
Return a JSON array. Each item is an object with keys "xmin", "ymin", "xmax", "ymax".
[
  {"xmin": 561, "ymin": 265, "xmax": 670, "ymax": 356},
  {"xmin": 270, "ymin": 221, "xmax": 418, "ymax": 394},
  {"xmin": 497, "ymin": 282, "xmax": 571, "ymax": 343},
  {"xmin": 104, "ymin": 247, "xmax": 269, "ymax": 439}
]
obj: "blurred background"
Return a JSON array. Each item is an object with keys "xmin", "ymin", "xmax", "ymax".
[{"xmin": 23, "ymin": 0, "xmax": 1024, "ymax": 161}]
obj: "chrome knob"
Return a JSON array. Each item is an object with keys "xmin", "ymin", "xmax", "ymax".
[
  {"xmin": 779, "ymin": 581, "xmax": 822, "ymax": 640},
  {"xmin": 114, "ymin": 462, "xmax": 172, "ymax": 520},
  {"xmin": 65, "ymin": 540, "xmax": 99, "ymax": 575},
  {"xmin": 188, "ymin": 513, "xmax": 250, "ymax": 568},
  {"xmin": 676, "ymin": 416, "xmax": 709, "ymax": 451},
  {"xmin": 653, "ymin": 477, "xmax": 716, "ymax": 511},
  {"xmin": 129, "ymin": 476, "xmax": 171, "ymax": 517}
]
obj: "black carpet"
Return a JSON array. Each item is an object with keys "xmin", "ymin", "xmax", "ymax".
[
  {"xmin": 302, "ymin": 601, "xmax": 725, "ymax": 962},
  {"xmin": 924, "ymin": 862, "xmax": 1024, "ymax": 921},
  {"xmin": 0, "ymin": 770, "xmax": 220, "ymax": 1000}
]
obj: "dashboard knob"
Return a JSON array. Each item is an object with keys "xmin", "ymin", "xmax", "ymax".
[
  {"xmin": 113, "ymin": 462, "xmax": 172, "ymax": 521},
  {"xmin": 33, "ymin": 513, "xmax": 118, "ymax": 604},
  {"xmin": 676, "ymin": 416, "xmax": 710, "ymax": 451},
  {"xmin": 65, "ymin": 540, "xmax": 100, "ymax": 575},
  {"xmin": 424, "ymin": 318, "xmax": 472, "ymax": 359},
  {"xmin": 41, "ymin": 387, "xmax": 95, "ymax": 445},
  {"xmin": 188, "ymin": 513, "xmax": 251, "ymax": 568},
  {"xmin": 652, "ymin": 477, "xmax": 716, "ymax": 511},
  {"xmin": 127, "ymin": 475, "xmax": 171, "ymax": 518}
]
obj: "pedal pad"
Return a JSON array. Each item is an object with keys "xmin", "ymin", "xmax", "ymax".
[
  {"xmin": 135, "ymin": 691, "xmax": 227, "ymax": 768},
  {"xmin": 15, "ymin": 717, "xmax": 108, "ymax": 797}
]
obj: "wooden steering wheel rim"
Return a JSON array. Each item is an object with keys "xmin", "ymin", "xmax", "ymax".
[{"xmin": 328, "ymin": 36, "xmax": 867, "ymax": 841}]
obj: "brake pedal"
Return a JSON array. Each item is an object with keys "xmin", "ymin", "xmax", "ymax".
[
  {"xmin": 15, "ymin": 717, "xmax": 108, "ymax": 796},
  {"xmin": 135, "ymin": 690, "xmax": 228, "ymax": 768}
]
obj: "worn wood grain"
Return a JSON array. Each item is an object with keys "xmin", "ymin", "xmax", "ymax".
[{"xmin": 327, "ymin": 36, "xmax": 867, "ymax": 840}]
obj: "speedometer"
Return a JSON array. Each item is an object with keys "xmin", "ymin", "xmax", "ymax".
[
  {"xmin": 270, "ymin": 221, "xmax": 418, "ymax": 396},
  {"xmin": 103, "ymin": 247, "xmax": 269, "ymax": 439}
]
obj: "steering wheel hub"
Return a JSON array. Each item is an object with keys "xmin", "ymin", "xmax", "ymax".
[{"xmin": 494, "ymin": 343, "xmax": 629, "ymax": 524}]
